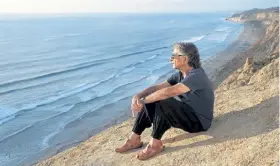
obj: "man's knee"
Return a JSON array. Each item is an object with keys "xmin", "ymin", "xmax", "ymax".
[
  {"xmin": 144, "ymin": 101, "xmax": 157, "ymax": 111},
  {"xmin": 158, "ymin": 97, "xmax": 174, "ymax": 106},
  {"xmin": 155, "ymin": 98, "xmax": 174, "ymax": 115}
]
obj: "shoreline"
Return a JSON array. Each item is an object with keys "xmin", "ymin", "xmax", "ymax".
[{"xmin": 27, "ymin": 20, "xmax": 260, "ymax": 166}]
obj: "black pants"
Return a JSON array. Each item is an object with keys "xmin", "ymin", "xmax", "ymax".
[{"xmin": 132, "ymin": 97, "xmax": 205, "ymax": 140}]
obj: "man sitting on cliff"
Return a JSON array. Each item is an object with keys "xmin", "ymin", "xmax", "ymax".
[{"xmin": 115, "ymin": 42, "xmax": 214, "ymax": 160}]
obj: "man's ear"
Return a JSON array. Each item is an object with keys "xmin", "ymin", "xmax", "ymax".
[{"xmin": 183, "ymin": 56, "xmax": 188, "ymax": 62}]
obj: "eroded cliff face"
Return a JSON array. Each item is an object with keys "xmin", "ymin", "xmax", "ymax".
[
  {"xmin": 249, "ymin": 18, "xmax": 279, "ymax": 62},
  {"xmin": 212, "ymin": 7, "xmax": 279, "ymax": 88},
  {"xmin": 217, "ymin": 56, "xmax": 279, "ymax": 91}
]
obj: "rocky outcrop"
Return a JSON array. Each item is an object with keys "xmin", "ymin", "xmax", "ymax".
[
  {"xmin": 249, "ymin": 57, "xmax": 279, "ymax": 87},
  {"xmin": 217, "ymin": 56, "xmax": 279, "ymax": 91},
  {"xmin": 216, "ymin": 57, "xmax": 255, "ymax": 90}
]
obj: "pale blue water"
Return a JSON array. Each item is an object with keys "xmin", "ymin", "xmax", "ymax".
[{"xmin": 0, "ymin": 13, "xmax": 242, "ymax": 166}]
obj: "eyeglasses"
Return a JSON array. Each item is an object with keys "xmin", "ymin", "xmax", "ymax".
[{"xmin": 170, "ymin": 54, "xmax": 183, "ymax": 61}]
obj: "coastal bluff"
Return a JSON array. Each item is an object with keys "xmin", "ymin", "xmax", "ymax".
[
  {"xmin": 36, "ymin": 7, "xmax": 279, "ymax": 166},
  {"xmin": 226, "ymin": 7, "xmax": 279, "ymax": 24}
]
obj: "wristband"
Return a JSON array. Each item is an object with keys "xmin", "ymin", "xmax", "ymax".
[{"xmin": 140, "ymin": 97, "xmax": 146, "ymax": 104}]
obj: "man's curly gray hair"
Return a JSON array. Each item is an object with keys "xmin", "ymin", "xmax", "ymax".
[{"xmin": 173, "ymin": 42, "xmax": 201, "ymax": 69}]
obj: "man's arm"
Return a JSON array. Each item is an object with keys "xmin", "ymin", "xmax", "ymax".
[
  {"xmin": 136, "ymin": 81, "xmax": 171, "ymax": 98},
  {"xmin": 143, "ymin": 83, "xmax": 190, "ymax": 104}
]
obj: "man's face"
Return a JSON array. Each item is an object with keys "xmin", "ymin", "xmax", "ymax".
[{"xmin": 170, "ymin": 48, "xmax": 188, "ymax": 69}]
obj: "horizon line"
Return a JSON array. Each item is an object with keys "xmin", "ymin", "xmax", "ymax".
[
  {"xmin": 0, "ymin": 6, "xmax": 278, "ymax": 15},
  {"xmin": 0, "ymin": 11, "xmax": 240, "ymax": 16}
]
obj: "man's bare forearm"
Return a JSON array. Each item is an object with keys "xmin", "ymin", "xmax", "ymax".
[
  {"xmin": 144, "ymin": 87, "xmax": 174, "ymax": 104},
  {"xmin": 136, "ymin": 85, "xmax": 159, "ymax": 98}
]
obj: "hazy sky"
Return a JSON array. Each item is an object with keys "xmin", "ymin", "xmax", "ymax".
[{"xmin": 0, "ymin": 0, "xmax": 278, "ymax": 13}]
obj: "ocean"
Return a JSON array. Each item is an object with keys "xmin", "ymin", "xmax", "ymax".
[{"xmin": 0, "ymin": 13, "xmax": 242, "ymax": 166}]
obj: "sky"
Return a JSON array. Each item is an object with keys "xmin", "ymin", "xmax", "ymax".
[{"xmin": 0, "ymin": 0, "xmax": 278, "ymax": 14}]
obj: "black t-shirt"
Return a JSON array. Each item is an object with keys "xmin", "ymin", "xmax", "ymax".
[{"xmin": 167, "ymin": 67, "xmax": 214, "ymax": 130}]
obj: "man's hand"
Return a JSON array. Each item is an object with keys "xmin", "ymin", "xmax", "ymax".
[
  {"xmin": 131, "ymin": 95, "xmax": 144, "ymax": 117},
  {"xmin": 130, "ymin": 81, "xmax": 171, "ymax": 117}
]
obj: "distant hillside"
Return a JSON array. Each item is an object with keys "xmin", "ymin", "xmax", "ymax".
[
  {"xmin": 233, "ymin": 7, "xmax": 279, "ymax": 16},
  {"xmin": 226, "ymin": 7, "xmax": 279, "ymax": 24}
]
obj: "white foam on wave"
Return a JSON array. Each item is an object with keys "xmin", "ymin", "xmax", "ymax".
[
  {"xmin": 146, "ymin": 75, "xmax": 160, "ymax": 84},
  {"xmin": 207, "ymin": 32, "xmax": 230, "ymax": 42},
  {"xmin": 50, "ymin": 75, "xmax": 114, "ymax": 101},
  {"xmin": 93, "ymin": 62, "xmax": 167, "ymax": 100},
  {"xmin": 0, "ymin": 107, "xmax": 18, "ymax": 125},
  {"xmin": 147, "ymin": 54, "xmax": 157, "ymax": 60},
  {"xmin": 42, "ymin": 130, "xmax": 60, "ymax": 149},
  {"xmin": 138, "ymin": 54, "xmax": 158, "ymax": 64},
  {"xmin": 200, "ymin": 26, "xmax": 232, "ymax": 43},
  {"xmin": 0, "ymin": 104, "xmax": 75, "ymax": 146},
  {"xmin": 116, "ymin": 54, "xmax": 158, "ymax": 78},
  {"xmin": 214, "ymin": 27, "xmax": 229, "ymax": 32},
  {"xmin": 42, "ymin": 62, "xmax": 170, "ymax": 142},
  {"xmin": 0, "ymin": 115, "xmax": 16, "ymax": 125},
  {"xmin": 43, "ymin": 33, "xmax": 87, "ymax": 41},
  {"xmin": 0, "ymin": 48, "xmax": 162, "ymax": 125},
  {"xmin": 78, "ymin": 91, "xmax": 96, "ymax": 102},
  {"xmin": 68, "ymin": 49, "xmax": 86, "ymax": 53},
  {"xmin": 182, "ymin": 35, "xmax": 205, "ymax": 43},
  {"xmin": 40, "ymin": 104, "xmax": 80, "ymax": 149},
  {"xmin": 0, "ymin": 75, "xmax": 115, "ymax": 123},
  {"xmin": 0, "ymin": 53, "xmax": 160, "ymax": 123},
  {"xmin": 62, "ymin": 75, "xmax": 148, "ymax": 132},
  {"xmin": 64, "ymin": 33, "xmax": 87, "ymax": 37},
  {"xmin": 0, "ymin": 124, "xmax": 33, "ymax": 143},
  {"xmin": 118, "ymin": 67, "xmax": 136, "ymax": 76},
  {"xmin": 0, "ymin": 37, "xmax": 24, "ymax": 44}
]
